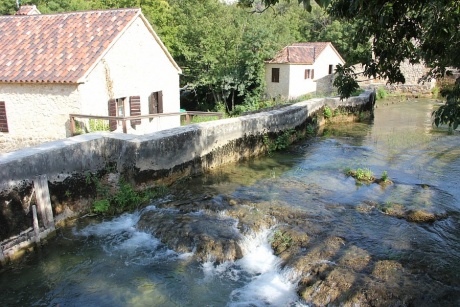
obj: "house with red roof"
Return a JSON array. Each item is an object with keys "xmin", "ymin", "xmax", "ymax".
[
  {"xmin": 265, "ymin": 42, "xmax": 345, "ymax": 99},
  {"xmin": 0, "ymin": 7, "xmax": 182, "ymax": 145}
]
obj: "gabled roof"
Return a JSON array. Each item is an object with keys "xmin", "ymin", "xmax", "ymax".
[
  {"xmin": 266, "ymin": 42, "xmax": 345, "ymax": 64},
  {"xmin": 15, "ymin": 5, "xmax": 41, "ymax": 15},
  {"xmin": 0, "ymin": 8, "xmax": 180, "ymax": 84}
]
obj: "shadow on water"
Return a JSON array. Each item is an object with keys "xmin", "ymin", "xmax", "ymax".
[{"xmin": 1, "ymin": 98, "xmax": 460, "ymax": 306}]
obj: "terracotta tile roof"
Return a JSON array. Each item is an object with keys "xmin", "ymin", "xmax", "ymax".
[
  {"xmin": 15, "ymin": 5, "xmax": 41, "ymax": 15},
  {"xmin": 267, "ymin": 42, "xmax": 341, "ymax": 64},
  {"xmin": 0, "ymin": 8, "xmax": 140, "ymax": 83}
]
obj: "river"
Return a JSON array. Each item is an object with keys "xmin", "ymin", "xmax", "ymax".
[{"xmin": 1, "ymin": 98, "xmax": 459, "ymax": 306}]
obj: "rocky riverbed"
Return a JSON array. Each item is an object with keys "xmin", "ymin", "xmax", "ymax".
[{"xmin": 136, "ymin": 179, "xmax": 458, "ymax": 306}]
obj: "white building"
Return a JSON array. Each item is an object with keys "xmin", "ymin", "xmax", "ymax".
[
  {"xmin": 0, "ymin": 8, "xmax": 182, "ymax": 144},
  {"xmin": 265, "ymin": 42, "xmax": 345, "ymax": 99}
]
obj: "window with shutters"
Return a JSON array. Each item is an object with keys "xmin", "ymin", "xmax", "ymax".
[
  {"xmin": 328, "ymin": 64, "xmax": 334, "ymax": 74},
  {"xmin": 149, "ymin": 91, "xmax": 163, "ymax": 122},
  {"xmin": 271, "ymin": 68, "xmax": 280, "ymax": 83},
  {"xmin": 108, "ymin": 97, "xmax": 126, "ymax": 131},
  {"xmin": 0, "ymin": 101, "xmax": 8, "ymax": 133},
  {"xmin": 304, "ymin": 69, "xmax": 314, "ymax": 80}
]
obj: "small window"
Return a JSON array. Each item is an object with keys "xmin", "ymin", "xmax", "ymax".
[
  {"xmin": 149, "ymin": 91, "xmax": 163, "ymax": 122},
  {"xmin": 116, "ymin": 98, "xmax": 125, "ymax": 117},
  {"xmin": 271, "ymin": 68, "xmax": 280, "ymax": 83},
  {"xmin": 305, "ymin": 69, "xmax": 314, "ymax": 79},
  {"xmin": 328, "ymin": 64, "xmax": 334, "ymax": 74},
  {"xmin": 0, "ymin": 101, "xmax": 8, "ymax": 133}
]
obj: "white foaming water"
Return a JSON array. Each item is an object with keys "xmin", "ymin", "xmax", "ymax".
[
  {"xmin": 202, "ymin": 228, "xmax": 306, "ymax": 306},
  {"xmin": 76, "ymin": 206, "xmax": 179, "ymax": 265},
  {"xmin": 77, "ymin": 211, "xmax": 141, "ymax": 237}
]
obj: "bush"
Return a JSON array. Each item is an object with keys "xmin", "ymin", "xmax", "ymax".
[
  {"xmin": 323, "ymin": 106, "xmax": 333, "ymax": 118},
  {"xmin": 376, "ymin": 87, "xmax": 388, "ymax": 100}
]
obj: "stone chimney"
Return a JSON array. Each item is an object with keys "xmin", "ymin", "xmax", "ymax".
[{"xmin": 15, "ymin": 5, "xmax": 41, "ymax": 15}]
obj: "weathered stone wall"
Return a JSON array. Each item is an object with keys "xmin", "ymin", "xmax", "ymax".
[
  {"xmin": 353, "ymin": 62, "xmax": 435, "ymax": 95},
  {"xmin": 0, "ymin": 83, "xmax": 80, "ymax": 141},
  {"xmin": 0, "ymin": 92, "xmax": 374, "ymax": 261},
  {"xmin": 316, "ymin": 74, "xmax": 335, "ymax": 95}
]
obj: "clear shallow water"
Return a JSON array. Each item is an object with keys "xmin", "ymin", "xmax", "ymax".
[{"xmin": 1, "ymin": 98, "xmax": 459, "ymax": 306}]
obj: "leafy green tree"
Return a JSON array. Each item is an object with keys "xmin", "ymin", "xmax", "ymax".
[
  {"xmin": 170, "ymin": 0, "xmax": 299, "ymax": 112},
  {"xmin": 0, "ymin": 0, "xmax": 19, "ymax": 15}
]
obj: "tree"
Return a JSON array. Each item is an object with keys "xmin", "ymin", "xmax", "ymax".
[
  {"xmin": 240, "ymin": 0, "xmax": 460, "ymax": 129},
  {"xmin": 170, "ymin": 0, "xmax": 301, "ymax": 112}
]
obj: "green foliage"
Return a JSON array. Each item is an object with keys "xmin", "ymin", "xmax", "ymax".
[
  {"xmin": 306, "ymin": 123, "xmax": 316, "ymax": 136},
  {"xmin": 351, "ymin": 89, "xmax": 365, "ymax": 96},
  {"xmin": 87, "ymin": 173, "xmax": 168, "ymax": 214},
  {"xmin": 88, "ymin": 119, "xmax": 110, "ymax": 132},
  {"xmin": 432, "ymin": 80, "xmax": 460, "ymax": 131},
  {"xmin": 263, "ymin": 129, "xmax": 296, "ymax": 155},
  {"xmin": 376, "ymin": 87, "xmax": 388, "ymax": 100},
  {"xmin": 323, "ymin": 106, "xmax": 332, "ymax": 119},
  {"xmin": 346, "ymin": 168, "xmax": 375, "ymax": 184},
  {"xmin": 93, "ymin": 199, "xmax": 110, "ymax": 213},
  {"xmin": 381, "ymin": 171, "xmax": 390, "ymax": 183},
  {"xmin": 332, "ymin": 64, "xmax": 360, "ymax": 100},
  {"xmin": 270, "ymin": 229, "xmax": 292, "ymax": 250},
  {"xmin": 431, "ymin": 86, "xmax": 440, "ymax": 99}
]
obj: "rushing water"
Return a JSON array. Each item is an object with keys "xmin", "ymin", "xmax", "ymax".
[{"xmin": 1, "ymin": 98, "xmax": 459, "ymax": 306}]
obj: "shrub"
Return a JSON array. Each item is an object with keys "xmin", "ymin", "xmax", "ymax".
[
  {"xmin": 323, "ymin": 106, "xmax": 333, "ymax": 119},
  {"xmin": 376, "ymin": 87, "xmax": 388, "ymax": 100}
]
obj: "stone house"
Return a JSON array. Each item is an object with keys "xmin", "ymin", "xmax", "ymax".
[
  {"xmin": 0, "ymin": 8, "xmax": 182, "ymax": 145},
  {"xmin": 265, "ymin": 42, "xmax": 345, "ymax": 99}
]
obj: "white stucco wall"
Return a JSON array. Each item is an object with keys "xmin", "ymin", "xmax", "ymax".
[
  {"xmin": 0, "ymin": 83, "xmax": 80, "ymax": 140},
  {"xmin": 265, "ymin": 64, "xmax": 290, "ymax": 99},
  {"xmin": 312, "ymin": 45, "xmax": 344, "ymax": 81},
  {"xmin": 288, "ymin": 64, "xmax": 316, "ymax": 98},
  {"xmin": 80, "ymin": 15, "xmax": 181, "ymax": 134}
]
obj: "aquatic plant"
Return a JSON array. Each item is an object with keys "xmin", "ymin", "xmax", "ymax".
[
  {"xmin": 345, "ymin": 167, "xmax": 375, "ymax": 183},
  {"xmin": 381, "ymin": 171, "xmax": 390, "ymax": 183},
  {"xmin": 270, "ymin": 229, "xmax": 292, "ymax": 252}
]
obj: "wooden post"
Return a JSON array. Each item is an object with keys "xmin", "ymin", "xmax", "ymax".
[
  {"xmin": 122, "ymin": 119, "xmax": 127, "ymax": 134},
  {"xmin": 186, "ymin": 113, "xmax": 191, "ymax": 124},
  {"xmin": 69, "ymin": 115, "xmax": 75, "ymax": 136},
  {"xmin": 33, "ymin": 175, "xmax": 55, "ymax": 231},
  {"xmin": 32, "ymin": 205, "xmax": 40, "ymax": 243}
]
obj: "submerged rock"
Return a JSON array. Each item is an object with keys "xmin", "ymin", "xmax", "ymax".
[{"xmin": 137, "ymin": 209, "xmax": 243, "ymax": 263}]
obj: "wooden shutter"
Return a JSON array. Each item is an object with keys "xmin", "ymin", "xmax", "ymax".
[
  {"xmin": 108, "ymin": 99, "xmax": 117, "ymax": 131},
  {"xmin": 0, "ymin": 101, "xmax": 8, "ymax": 133},
  {"xmin": 149, "ymin": 92, "xmax": 158, "ymax": 114},
  {"xmin": 129, "ymin": 96, "xmax": 141, "ymax": 127},
  {"xmin": 157, "ymin": 91, "xmax": 163, "ymax": 113},
  {"xmin": 311, "ymin": 69, "xmax": 315, "ymax": 79}
]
